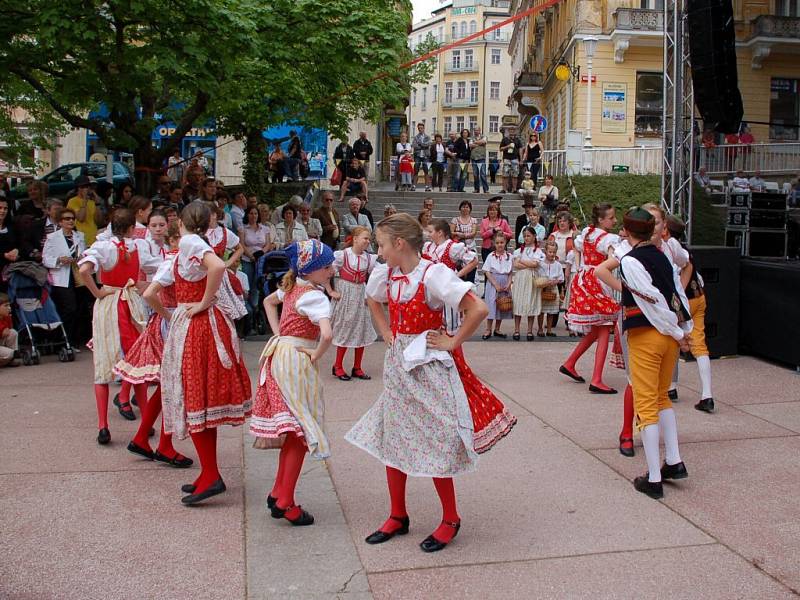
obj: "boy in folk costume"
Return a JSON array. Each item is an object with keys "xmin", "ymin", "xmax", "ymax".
[
  {"xmin": 79, "ymin": 209, "xmax": 151, "ymax": 445},
  {"xmin": 596, "ymin": 208, "xmax": 693, "ymax": 498},
  {"xmin": 250, "ymin": 239, "xmax": 335, "ymax": 526},
  {"xmin": 145, "ymin": 202, "xmax": 251, "ymax": 505},
  {"xmin": 346, "ymin": 214, "xmax": 515, "ymax": 553}
]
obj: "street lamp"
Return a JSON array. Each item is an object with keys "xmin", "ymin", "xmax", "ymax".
[{"xmin": 582, "ymin": 36, "xmax": 598, "ymax": 175}]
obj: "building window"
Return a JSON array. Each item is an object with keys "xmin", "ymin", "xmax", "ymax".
[
  {"xmin": 411, "ymin": 120, "xmax": 416, "ymax": 131},
  {"xmin": 412, "ymin": 89, "xmax": 417, "ymax": 106},
  {"xmin": 422, "ymin": 87, "xmax": 427, "ymax": 109},
  {"xmin": 457, "ymin": 81, "xmax": 466, "ymax": 100},
  {"xmin": 438, "ymin": 26, "xmax": 444, "ymax": 42},
  {"xmin": 635, "ymin": 72, "xmax": 664, "ymax": 136},
  {"xmin": 776, "ymin": 0, "xmax": 800, "ymax": 15},
  {"xmin": 770, "ymin": 78, "xmax": 800, "ymax": 140},
  {"xmin": 445, "ymin": 82, "xmax": 453, "ymax": 104},
  {"xmin": 493, "ymin": 22, "xmax": 502, "ymax": 40},
  {"xmin": 460, "ymin": 21, "xmax": 467, "ymax": 38},
  {"xmin": 490, "ymin": 81, "xmax": 501, "ymax": 100},
  {"xmin": 456, "ymin": 116, "xmax": 465, "ymax": 132},
  {"xmin": 469, "ymin": 20, "xmax": 477, "ymax": 35},
  {"xmin": 639, "ymin": 0, "xmax": 665, "ymax": 8},
  {"xmin": 469, "ymin": 116, "xmax": 478, "ymax": 132},
  {"xmin": 464, "ymin": 49, "xmax": 474, "ymax": 69},
  {"xmin": 491, "ymin": 49, "xmax": 501, "ymax": 65},
  {"xmin": 452, "ymin": 50, "xmax": 461, "ymax": 69},
  {"xmin": 470, "ymin": 81, "xmax": 479, "ymax": 103},
  {"xmin": 489, "ymin": 115, "xmax": 499, "ymax": 133},
  {"xmin": 444, "ymin": 116, "xmax": 452, "ymax": 133},
  {"xmin": 432, "ymin": 117, "xmax": 437, "ymax": 133},
  {"xmin": 451, "ymin": 23, "xmax": 458, "ymax": 39},
  {"xmin": 433, "ymin": 84, "xmax": 438, "ymax": 102}
]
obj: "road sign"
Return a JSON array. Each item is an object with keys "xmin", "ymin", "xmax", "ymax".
[{"xmin": 530, "ymin": 115, "xmax": 548, "ymax": 133}]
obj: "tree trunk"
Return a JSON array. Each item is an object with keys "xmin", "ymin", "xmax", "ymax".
[
  {"xmin": 243, "ymin": 129, "xmax": 268, "ymax": 200},
  {"xmin": 133, "ymin": 145, "xmax": 165, "ymax": 198}
]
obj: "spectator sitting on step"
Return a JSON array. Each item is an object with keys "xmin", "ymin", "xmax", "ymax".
[
  {"xmin": 339, "ymin": 157, "xmax": 368, "ymax": 203},
  {"xmin": 383, "ymin": 204, "xmax": 397, "ymax": 218},
  {"xmin": 749, "ymin": 170, "xmax": 766, "ymax": 192},
  {"xmin": 518, "ymin": 171, "xmax": 536, "ymax": 202},
  {"xmin": 732, "ymin": 169, "xmax": 750, "ymax": 193},
  {"xmin": 694, "ymin": 167, "xmax": 712, "ymax": 194},
  {"xmin": 0, "ymin": 292, "xmax": 18, "ymax": 367},
  {"xmin": 422, "ymin": 196, "xmax": 435, "ymax": 216}
]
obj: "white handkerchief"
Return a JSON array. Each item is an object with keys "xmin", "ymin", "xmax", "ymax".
[{"xmin": 401, "ymin": 330, "xmax": 454, "ymax": 372}]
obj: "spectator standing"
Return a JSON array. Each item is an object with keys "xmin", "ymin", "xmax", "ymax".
[
  {"xmin": 499, "ymin": 127, "xmax": 523, "ymax": 193},
  {"xmin": 314, "ymin": 192, "xmax": 341, "ymax": 249},
  {"xmin": 230, "ymin": 192, "xmax": 247, "ymax": 233},
  {"xmin": 480, "ymin": 203, "xmax": 513, "ymax": 262},
  {"xmin": 749, "ymin": 170, "xmax": 766, "ymax": 192},
  {"xmin": 451, "ymin": 200, "xmax": 479, "ymax": 255},
  {"xmin": 0, "ymin": 198, "xmax": 20, "ymax": 292},
  {"xmin": 537, "ymin": 174, "xmax": 559, "ymax": 228},
  {"xmin": 445, "ymin": 131, "xmax": 459, "ymax": 192},
  {"xmin": 353, "ymin": 132, "xmax": 374, "ymax": 179},
  {"xmin": 394, "ymin": 132, "xmax": 412, "ymax": 191},
  {"xmin": 412, "ymin": 123, "xmax": 432, "ymax": 191},
  {"xmin": 398, "ymin": 150, "xmax": 414, "ymax": 190},
  {"xmin": 333, "ymin": 139, "xmax": 355, "ymax": 192},
  {"xmin": 66, "ymin": 175, "xmax": 101, "ymax": 245},
  {"xmin": 182, "ymin": 164, "xmax": 205, "ymax": 204},
  {"xmin": 298, "ymin": 203, "xmax": 323, "ymax": 240},
  {"xmin": 454, "ymin": 129, "xmax": 471, "ymax": 193},
  {"xmin": 0, "ymin": 292, "xmax": 18, "ymax": 367},
  {"xmin": 470, "ymin": 127, "xmax": 489, "ymax": 193},
  {"xmin": 274, "ymin": 205, "xmax": 308, "ymax": 248},
  {"xmin": 286, "ymin": 130, "xmax": 303, "ymax": 181},
  {"xmin": 167, "ymin": 148, "xmax": 184, "ymax": 183},
  {"xmin": 521, "ymin": 133, "xmax": 544, "ymax": 187},
  {"xmin": 17, "ymin": 181, "xmax": 48, "ymax": 219},
  {"xmin": 340, "ymin": 157, "xmax": 368, "ymax": 202},
  {"xmin": 430, "ymin": 133, "xmax": 447, "ymax": 192},
  {"xmin": 28, "ymin": 198, "xmax": 63, "ymax": 260},
  {"xmin": 239, "ymin": 205, "xmax": 273, "ymax": 316},
  {"xmin": 515, "ymin": 199, "xmax": 538, "ymax": 244},
  {"xmin": 42, "ymin": 207, "xmax": 85, "ymax": 344},
  {"xmin": 268, "ymin": 142, "xmax": 286, "ymax": 183},
  {"xmin": 489, "ymin": 156, "xmax": 500, "ymax": 185},
  {"xmin": 723, "ymin": 131, "xmax": 739, "ymax": 170},
  {"xmin": 194, "ymin": 150, "xmax": 211, "ymax": 174}
]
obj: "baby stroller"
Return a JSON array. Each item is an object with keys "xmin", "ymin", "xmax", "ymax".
[
  {"xmin": 254, "ymin": 250, "xmax": 291, "ymax": 334},
  {"xmin": 7, "ymin": 267, "xmax": 75, "ymax": 365}
]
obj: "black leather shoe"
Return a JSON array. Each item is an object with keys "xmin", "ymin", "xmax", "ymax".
[
  {"xmin": 365, "ymin": 516, "xmax": 410, "ymax": 544},
  {"xmin": 181, "ymin": 483, "xmax": 196, "ymax": 494},
  {"xmin": 589, "ymin": 384, "xmax": 618, "ymax": 394},
  {"xmin": 420, "ymin": 520, "xmax": 460, "ymax": 553},
  {"xmin": 351, "ymin": 368, "xmax": 371, "ymax": 380},
  {"xmin": 668, "ymin": 388, "xmax": 679, "ymax": 401},
  {"xmin": 127, "ymin": 441, "xmax": 155, "ymax": 461},
  {"xmin": 633, "ymin": 475, "xmax": 663, "ymax": 499},
  {"xmin": 97, "ymin": 428, "xmax": 111, "ymax": 445},
  {"xmin": 181, "ymin": 478, "xmax": 227, "ymax": 505},
  {"xmin": 272, "ymin": 504, "xmax": 314, "ymax": 526},
  {"xmin": 618, "ymin": 436, "xmax": 635, "ymax": 458},
  {"xmin": 332, "ymin": 366, "xmax": 351, "ymax": 381},
  {"xmin": 695, "ymin": 397, "xmax": 715, "ymax": 413},
  {"xmin": 154, "ymin": 450, "xmax": 193, "ymax": 468},
  {"xmin": 118, "ymin": 401, "xmax": 136, "ymax": 421},
  {"xmin": 661, "ymin": 461, "xmax": 688, "ymax": 480},
  {"xmin": 559, "ymin": 365, "xmax": 585, "ymax": 383},
  {"xmin": 267, "ymin": 494, "xmax": 277, "ymax": 510}
]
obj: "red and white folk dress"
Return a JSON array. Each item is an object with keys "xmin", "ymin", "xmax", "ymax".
[
  {"xmin": 330, "ymin": 248, "xmax": 377, "ymax": 348},
  {"xmin": 566, "ymin": 226, "xmax": 620, "ymax": 333},
  {"xmin": 157, "ymin": 234, "xmax": 251, "ymax": 439}
]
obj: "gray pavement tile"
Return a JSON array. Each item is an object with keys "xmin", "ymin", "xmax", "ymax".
[
  {"xmin": 738, "ymin": 401, "xmax": 800, "ymax": 434},
  {"xmin": 0, "ymin": 467, "xmax": 245, "ymax": 600},
  {"xmin": 326, "ymin": 415, "xmax": 712, "ymax": 574},
  {"xmin": 367, "ymin": 544, "xmax": 796, "ymax": 600},
  {"xmin": 592, "ymin": 437, "xmax": 800, "ymax": 592}
]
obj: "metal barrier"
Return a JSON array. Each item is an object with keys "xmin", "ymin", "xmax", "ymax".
[{"xmin": 699, "ymin": 142, "xmax": 800, "ymax": 176}]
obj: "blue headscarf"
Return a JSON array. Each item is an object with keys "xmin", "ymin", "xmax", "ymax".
[{"xmin": 285, "ymin": 240, "xmax": 334, "ymax": 277}]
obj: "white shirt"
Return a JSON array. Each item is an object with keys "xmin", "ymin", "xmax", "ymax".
[
  {"xmin": 274, "ymin": 222, "xmax": 309, "ymax": 248},
  {"xmin": 550, "ymin": 230, "xmax": 574, "ymax": 263},
  {"xmin": 662, "ymin": 237, "xmax": 689, "ymax": 269},
  {"xmin": 423, "ymin": 240, "xmax": 477, "ymax": 267},
  {"xmin": 620, "ymin": 251, "xmax": 693, "ymax": 341},
  {"xmin": 435, "ymin": 143, "xmax": 445, "ymax": 163},
  {"xmin": 512, "ymin": 246, "xmax": 545, "ymax": 271},
  {"xmin": 43, "ymin": 229, "xmax": 86, "ymax": 287},
  {"xmin": 366, "ymin": 259, "xmax": 471, "ymax": 311},
  {"xmin": 153, "ymin": 234, "xmax": 214, "ymax": 285},
  {"xmin": 395, "ymin": 142, "xmax": 412, "ymax": 156},
  {"xmin": 749, "ymin": 176, "xmax": 766, "ymax": 191},
  {"xmin": 79, "ymin": 235, "xmax": 160, "ymax": 275},
  {"xmin": 275, "ymin": 283, "xmax": 330, "ymax": 324},
  {"xmin": 333, "ymin": 248, "xmax": 377, "ymax": 275},
  {"xmin": 536, "ymin": 258, "xmax": 565, "ymax": 282},
  {"xmin": 207, "ymin": 225, "xmax": 240, "ymax": 251},
  {"xmin": 732, "ymin": 176, "xmax": 750, "ymax": 192},
  {"xmin": 482, "ymin": 251, "xmax": 513, "ymax": 275}
]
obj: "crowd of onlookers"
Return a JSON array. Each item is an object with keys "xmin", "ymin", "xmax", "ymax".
[{"xmin": 694, "ymin": 166, "xmax": 800, "ymax": 206}]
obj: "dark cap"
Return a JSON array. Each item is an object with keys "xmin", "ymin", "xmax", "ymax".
[
  {"xmin": 665, "ymin": 214, "xmax": 686, "ymax": 237},
  {"xmin": 488, "ymin": 195, "xmax": 504, "ymax": 203},
  {"xmin": 623, "ymin": 207, "xmax": 655, "ymax": 237},
  {"xmin": 73, "ymin": 175, "xmax": 97, "ymax": 188}
]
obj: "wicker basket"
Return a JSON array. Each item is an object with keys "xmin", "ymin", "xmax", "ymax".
[{"xmin": 496, "ymin": 293, "xmax": 513, "ymax": 312}]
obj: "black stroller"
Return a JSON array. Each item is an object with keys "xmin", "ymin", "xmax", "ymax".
[
  {"xmin": 7, "ymin": 266, "xmax": 75, "ymax": 365},
  {"xmin": 254, "ymin": 250, "xmax": 291, "ymax": 334}
]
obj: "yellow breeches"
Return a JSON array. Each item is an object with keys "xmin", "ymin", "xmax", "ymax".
[
  {"xmin": 688, "ymin": 295, "xmax": 709, "ymax": 358},
  {"xmin": 627, "ymin": 326, "xmax": 679, "ymax": 430}
]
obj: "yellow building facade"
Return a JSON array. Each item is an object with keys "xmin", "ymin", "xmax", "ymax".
[{"xmin": 509, "ymin": 0, "xmax": 800, "ymax": 156}]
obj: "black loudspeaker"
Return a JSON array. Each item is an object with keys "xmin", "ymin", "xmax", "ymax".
[
  {"xmin": 687, "ymin": 0, "xmax": 743, "ymax": 134},
  {"xmin": 690, "ymin": 246, "xmax": 740, "ymax": 356},
  {"xmin": 739, "ymin": 259, "xmax": 800, "ymax": 367}
]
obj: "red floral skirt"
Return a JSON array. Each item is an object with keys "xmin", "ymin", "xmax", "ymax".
[
  {"xmin": 115, "ymin": 313, "xmax": 165, "ymax": 384},
  {"xmin": 566, "ymin": 268, "xmax": 619, "ymax": 333},
  {"xmin": 249, "ymin": 356, "xmax": 304, "ymax": 440}
]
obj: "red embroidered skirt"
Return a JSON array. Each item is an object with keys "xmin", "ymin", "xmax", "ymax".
[
  {"xmin": 566, "ymin": 268, "xmax": 619, "ymax": 333},
  {"xmin": 115, "ymin": 313, "xmax": 165, "ymax": 384}
]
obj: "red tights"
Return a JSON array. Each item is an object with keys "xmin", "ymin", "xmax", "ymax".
[
  {"xmin": 189, "ymin": 427, "xmax": 220, "ymax": 494},
  {"xmin": 94, "ymin": 384, "xmax": 109, "ymax": 429},
  {"xmin": 119, "ymin": 381, "xmax": 149, "ymax": 414},
  {"xmin": 379, "ymin": 468, "xmax": 460, "ymax": 543},
  {"xmin": 620, "ymin": 384, "xmax": 634, "ymax": 447},
  {"xmin": 563, "ymin": 325, "xmax": 613, "ymax": 390},
  {"xmin": 334, "ymin": 346, "xmax": 365, "ymax": 373},
  {"xmin": 131, "ymin": 386, "xmax": 178, "ymax": 457},
  {"xmin": 271, "ymin": 433, "xmax": 308, "ymax": 519}
]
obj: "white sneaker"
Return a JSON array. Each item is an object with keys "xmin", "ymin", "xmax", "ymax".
[{"xmin": 425, "ymin": 186, "xmax": 432, "ymax": 192}]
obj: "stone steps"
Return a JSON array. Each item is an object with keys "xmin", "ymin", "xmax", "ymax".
[{"xmin": 366, "ymin": 190, "xmax": 525, "ymax": 223}]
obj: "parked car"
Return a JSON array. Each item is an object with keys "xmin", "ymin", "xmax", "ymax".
[{"xmin": 12, "ymin": 161, "xmax": 134, "ymax": 199}]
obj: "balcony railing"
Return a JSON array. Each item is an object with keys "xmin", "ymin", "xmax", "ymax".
[
  {"xmin": 613, "ymin": 8, "xmax": 664, "ymax": 32},
  {"xmin": 444, "ymin": 63, "xmax": 479, "ymax": 73},
  {"xmin": 749, "ymin": 15, "xmax": 800, "ymax": 39},
  {"xmin": 442, "ymin": 98, "xmax": 480, "ymax": 108}
]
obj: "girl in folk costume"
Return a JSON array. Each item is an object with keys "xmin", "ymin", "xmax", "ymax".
[
  {"xmin": 549, "ymin": 211, "xmax": 577, "ymax": 335},
  {"xmin": 145, "ymin": 202, "xmax": 251, "ymax": 505},
  {"xmin": 330, "ymin": 226, "xmax": 377, "ymax": 381},
  {"xmin": 207, "ymin": 203, "xmax": 244, "ymax": 267},
  {"xmin": 97, "ymin": 195, "xmax": 152, "ymax": 244},
  {"xmin": 250, "ymin": 240, "xmax": 335, "ymax": 526},
  {"xmin": 595, "ymin": 209, "xmax": 693, "ymax": 499},
  {"xmin": 346, "ymin": 214, "xmax": 516, "ymax": 553},
  {"xmin": 536, "ymin": 240, "xmax": 565, "ymax": 337},
  {"xmin": 481, "ymin": 231, "xmax": 513, "ymax": 340},
  {"xmin": 78, "ymin": 209, "xmax": 150, "ymax": 445},
  {"xmin": 511, "ymin": 226, "xmax": 544, "ymax": 341},
  {"xmin": 560, "ymin": 203, "xmax": 620, "ymax": 394},
  {"xmin": 665, "ymin": 215, "xmax": 716, "ymax": 414},
  {"xmin": 116, "ymin": 223, "xmax": 193, "ymax": 469}
]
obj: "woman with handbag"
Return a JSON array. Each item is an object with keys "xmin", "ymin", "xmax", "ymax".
[
  {"xmin": 537, "ymin": 175, "xmax": 559, "ymax": 230},
  {"xmin": 535, "ymin": 240, "xmax": 565, "ymax": 336},
  {"xmin": 511, "ymin": 227, "xmax": 543, "ymax": 341},
  {"xmin": 481, "ymin": 231, "xmax": 513, "ymax": 339}
]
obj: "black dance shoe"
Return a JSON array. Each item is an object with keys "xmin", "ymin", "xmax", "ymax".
[
  {"xmin": 351, "ymin": 368, "xmax": 371, "ymax": 380},
  {"xmin": 181, "ymin": 478, "xmax": 227, "ymax": 505},
  {"xmin": 117, "ymin": 401, "xmax": 137, "ymax": 421},
  {"xmin": 661, "ymin": 461, "xmax": 688, "ymax": 480},
  {"xmin": 559, "ymin": 365, "xmax": 585, "ymax": 383},
  {"xmin": 695, "ymin": 397, "xmax": 715, "ymax": 413},
  {"xmin": 633, "ymin": 475, "xmax": 663, "ymax": 499},
  {"xmin": 668, "ymin": 389, "xmax": 679, "ymax": 401},
  {"xmin": 127, "ymin": 441, "xmax": 155, "ymax": 461},
  {"xmin": 267, "ymin": 494, "xmax": 277, "ymax": 510},
  {"xmin": 589, "ymin": 384, "xmax": 618, "ymax": 394},
  {"xmin": 181, "ymin": 483, "xmax": 196, "ymax": 494},
  {"xmin": 97, "ymin": 428, "xmax": 111, "ymax": 445},
  {"xmin": 420, "ymin": 520, "xmax": 460, "ymax": 553},
  {"xmin": 618, "ymin": 436, "xmax": 635, "ymax": 458},
  {"xmin": 154, "ymin": 450, "xmax": 193, "ymax": 468},
  {"xmin": 332, "ymin": 366, "xmax": 351, "ymax": 381},
  {"xmin": 272, "ymin": 504, "xmax": 315, "ymax": 526},
  {"xmin": 365, "ymin": 516, "xmax": 410, "ymax": 544},
  {"xmin": 113, "ymin": 392, "xmax": 138, "ymax": 408}
]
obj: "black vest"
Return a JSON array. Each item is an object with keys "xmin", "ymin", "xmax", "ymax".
[
  {"xmin": 620, "ymin": 244, "xmax": 690, "ymax": 332},
  {"xmin": 683, "ymin": 244, "xmax": 704, "ymax": 299}
]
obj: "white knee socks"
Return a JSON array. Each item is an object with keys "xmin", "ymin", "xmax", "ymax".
[
  {"xmin": 659, "ymin": 408, "xmax": 682, "ymax": 466},
  {"xmin": 640, "ymin": 424, "xmax": 662, "ymax": 482},
  {"xmin": 696, "ymin": 355, "xmax": 713, "ymax": 400},
  {"xmin": 669, "ymin": 358, "xmax": 679, "ymax": 391}
]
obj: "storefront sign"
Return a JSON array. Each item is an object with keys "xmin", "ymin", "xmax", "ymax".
[
  {"xmin": 387, "ymin": 117, "xmax": 403, "ymax": 136},
  {"xmin": 452, "ymin": 7, "xmax": 476, "ymax": 16},
  {"xmin": 601, "ymin": 82, "xmax": 627, "ymax": 133}
]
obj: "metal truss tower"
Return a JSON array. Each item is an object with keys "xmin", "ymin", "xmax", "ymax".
[{"xmin": 662, "ymin": 0, "xmax": 696, "ymax": 242}]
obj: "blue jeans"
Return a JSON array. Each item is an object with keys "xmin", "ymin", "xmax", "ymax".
[
  {"xmin": 471, "ymin": 161, "xmax": 488, "ymax": 192},
  {"xmin": 285, "ymin": 157, "xmax": 300, "ymax": 180},
  {"xmin": 455, "ymin": 160, "xmax": 468, "ymax": 192}
]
